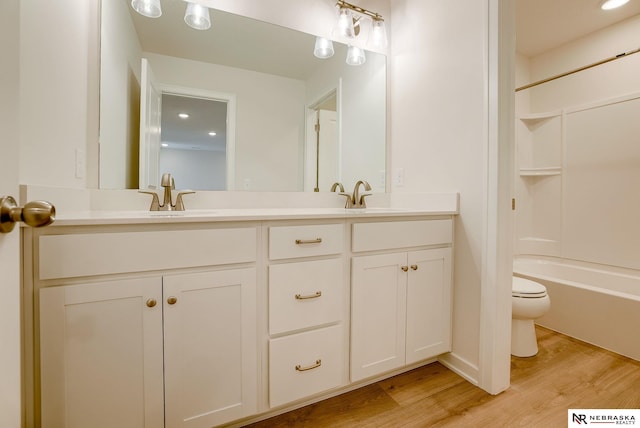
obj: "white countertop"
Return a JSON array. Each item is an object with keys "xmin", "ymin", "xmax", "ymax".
[{"xmin": 48, "ymin": 207, "xmax": 457, "ymax": 226}]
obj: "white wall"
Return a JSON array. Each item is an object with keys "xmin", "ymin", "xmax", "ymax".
[
  {"xmin": 19, "ymin": 0, "xmax": 97, "ymax": 189},
  {"xmin": 390, "ymin": 0, "xmax": 493, "ymax": 382},
  {"xmin": 388, "ymin": 0, "xmax": 514, "ymax": 393}
]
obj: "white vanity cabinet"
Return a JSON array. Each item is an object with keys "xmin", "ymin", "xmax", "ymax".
[
  {"xmin": 266, "ymin": 223, "xmax": 347, "ymax": 407},
  {"xmin": 24, "ymin": 209, "xmax": 457, "ymax": 427},
  {"xmin": 350, "ymin": 219, "xmax": 453, "ymax": 382},
  {"xmin": 31, "ymin": 225, "xmax": 258, "ymax": 428}
]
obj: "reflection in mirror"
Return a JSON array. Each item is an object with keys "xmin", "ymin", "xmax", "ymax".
[
  {"xmin": 159, "ymin": 94, "xmax": 227, "ymax": 191},
  {"xmin": 99, "ymin": 0, "xmax": 386, "ymax": 192}
]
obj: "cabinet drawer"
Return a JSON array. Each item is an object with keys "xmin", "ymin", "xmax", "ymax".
[
  {"xmin": 269, "ymin": 325, "xmax": 343, "ymax": 407},
  {"xmin": 269, "ymin": 259, "xmax": 343, "ymax": 335},
  {"xmin": 352, "ymin": 219, "xmax": 452, "ymax": 252},
  {"xmin": 269, "ymin": 224, "xmax": 343, "ymax": 260},
  {"xmin": 39, "ymin": 228, "xmax": 257, "ymax": 280}
]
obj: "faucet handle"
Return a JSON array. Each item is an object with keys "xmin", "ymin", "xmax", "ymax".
[
  {"xmin": 359, "ymin": 193, "xmax": 372, "ymax": 208},
  {"xmin": 338, "ymin": 193, "xmax": 354, "ymax": 208},
  {"xmin": 330, "ymin": 182, "xmax": 345, "ymax": 193},
  {"xmin": 138, "ymin": 190, "xmax": 161, "ymax": 211},
  {"xmin": 174, "ymin": 191, "xmax": 195, "ymax": 211}
]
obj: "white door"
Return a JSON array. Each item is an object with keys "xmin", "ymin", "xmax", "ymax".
[
  {"xmin": 139, "ymin": 58, "xmax": 162, "ymax": 190},
  {"xmin": 39, "ymin": 278, "xmax": 165, "ymax": 428},
  {"xmin": 317, "ymin": 109, "xmax": 339, "ymax": 192},
  {"xmin": 351, "ymin": 253, "xmax": 407, "ymax": 381},
  {"xmin": 405, "ymin": 248, "xmax": 453, "ymax": 364},
  {"xmin": 0, "ymin": 1, "xmax": 22, "ymax": 425},
  {"xmin": 163, "ymin": 268, "xmax": 257, "ymax": 428}
]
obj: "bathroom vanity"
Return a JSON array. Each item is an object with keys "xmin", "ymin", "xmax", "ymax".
[{"xmin": 23, "ymin": 208, "xmax": 455, "ymax": 427}]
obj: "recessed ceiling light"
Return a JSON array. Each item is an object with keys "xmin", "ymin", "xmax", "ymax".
[
  {"xmin": 178, "ymin": 113, "xmax": 189, "ymax": 119},
  {"xmin": 208, "ymin": 131, "xmax": 217, "ymax": 136},
  {"xmin": 601, "ymin": 0, "xmax": 629, "ymax": 10}
]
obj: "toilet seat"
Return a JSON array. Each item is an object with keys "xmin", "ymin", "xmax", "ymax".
[{"xmin": 512, "ymin": 277, "xmax": 547, "ymax": 298}]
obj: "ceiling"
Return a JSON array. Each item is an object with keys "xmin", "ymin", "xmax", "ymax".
[{"xmin": 516, "ymin": 0, "xmax": 640, "ymax": 57}]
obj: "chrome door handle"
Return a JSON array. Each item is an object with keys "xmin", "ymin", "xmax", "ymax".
[{"xmin": 0, "ymin": 196, "xmax": 55, "ymax": 233}]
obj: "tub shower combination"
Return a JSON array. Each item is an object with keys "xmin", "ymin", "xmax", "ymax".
[{"xmin": 513, "ymin": 257, "xmax": 640, "ymax": 361}]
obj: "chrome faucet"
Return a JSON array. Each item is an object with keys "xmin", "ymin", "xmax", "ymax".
[
  {"xmin": 139, "ymin": 173, "xmax": 195, "ymax": 211},
  {"xmin": 335, "ymin": 180, "xmax": 372, "ymax": 209}
]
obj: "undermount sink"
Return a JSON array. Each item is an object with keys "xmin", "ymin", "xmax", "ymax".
[
  {"xmin": 346, "ymin": 207, "xmax": 408, "ymax": 214},
  {"xmin": 147, "ymin": 210, "xmax": 217, "ymax": 217}
]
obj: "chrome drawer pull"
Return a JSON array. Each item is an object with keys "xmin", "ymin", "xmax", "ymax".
[
  {"xmin": 295, "ymin": 238, "xmax": 322, "ymax": 245},
  {"xmin": 295, "ymin": 291, "xmax": 322, "ymax": 300},
  {"xmin": 295, "ymin": 359, "xmax": 322, "ymax": 372}
]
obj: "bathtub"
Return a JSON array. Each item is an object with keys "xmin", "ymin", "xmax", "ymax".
[{"xmin": 513, "ymin": 256, "xmax": 640, "ymax": 362}]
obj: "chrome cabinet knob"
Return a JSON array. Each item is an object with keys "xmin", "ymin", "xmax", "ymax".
[{"xmin": 1, "ymin": 196, "xmax": 55, "ymax": 233}]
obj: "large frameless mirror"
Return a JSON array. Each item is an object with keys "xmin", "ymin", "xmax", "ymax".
[{"xmin": 99, "ymin": 0, "xmax": 387, "ymax": 192}]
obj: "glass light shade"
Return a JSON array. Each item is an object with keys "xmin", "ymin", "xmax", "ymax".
[
  {"xmin": 337, "ymin": 7, "xmax": 355, "ymax": 38},
  {"xmin": 346, "ymin": 45, "xmax": 366, "ymax": 66},
  {"xmin": 600, "ymin": 0, "xmax": 629, "ymax": 9},
  {"xmin": 368, "ymin": 19, "xmax": 388, "ymax": 49},
  {"xmin": 184, "ymin": 3, "xmax": 211, "ymax": 30},
  {"xmin": 131, "ymin": 0, "xmax": 162, "ymax": 18},
  {"xmin": 314, "ymin": 37, "xmax": 335, "ymax": 59}
]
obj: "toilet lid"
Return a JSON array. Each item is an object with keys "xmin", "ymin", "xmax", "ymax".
[{"xmin": 512, "ymin": 277, "xmax": 547, "ymax": 298}]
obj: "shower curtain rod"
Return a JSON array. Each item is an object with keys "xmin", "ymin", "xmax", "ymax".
[{"xmin": 515, "ymin": 47, "xmax": 640, "ymax": 92}]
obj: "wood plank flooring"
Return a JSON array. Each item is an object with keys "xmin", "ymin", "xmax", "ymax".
[{"xmin": 244, "ymin": 327, "xmax": 640, "ymax": 427}]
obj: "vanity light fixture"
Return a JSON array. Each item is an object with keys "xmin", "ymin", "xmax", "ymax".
[
  {"xmin": 368, "ymin": 18, "xmax": 388, "ymax": 49},
  {"xmin": 335, "ymin": 0, "xmax": 387, "ymax": 48},
  {"xmin": 161, "ymin": 143, "xmax": 169, "ymax": 147},
  {"xmin": 314, "ymin": 1, "xmax": 386, "ymax": 65},
  {"xmin": 600, "ymin": 0, "xmax": 630, "ymax": 9},
  {"xmin": 346, "ymin": 45, "xmax": 366, "ymax": 66},
  {"xmin": 208, "ymin": 131, "xmax": 217, "ymax": 136},
  {"xmin": 314, "ymin": 37, "xmax": 335, "ymax": 59},
  {"xmin": 131, "ymin": 0, "xmax": 212, "ymax": 31},
  {"xmin": 337, "ymin": 6, "xmax": 357, "ymax": 38},
  {"xmin": 131, "ymin": 0, "xmax": 162, "ymax": 18},
  {"xmin": 184, "ymin": 1, "xmax": 211, "ymax": 30},
  {"xmin": 178, "ymin": 113, "xmax": 190, "ymax": 119}
]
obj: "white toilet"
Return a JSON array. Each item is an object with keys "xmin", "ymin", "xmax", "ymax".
[{"xmin": 511, "ymin": 276, "xmax": 551, "ymax": 357}]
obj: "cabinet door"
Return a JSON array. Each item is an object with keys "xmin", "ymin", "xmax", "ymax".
[
  {"xmin": 406, "ymin": 248, "xmax": 452, "ymax": 364},
  {"xmin": 163, "ymin": 268, "xmax": 257, "ymax": 428},
  {"xmin": 351, "ymin": 253, "xmax": 407, "ymax": 382},
  {"xmin": 39, "ymin": 278, "xmax": 164, "ymax": 428}
]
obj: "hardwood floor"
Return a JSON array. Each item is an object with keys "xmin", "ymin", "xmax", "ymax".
[{"xmin": 245, "ymin": 327, "xmax": 640, "ymax": 427}]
